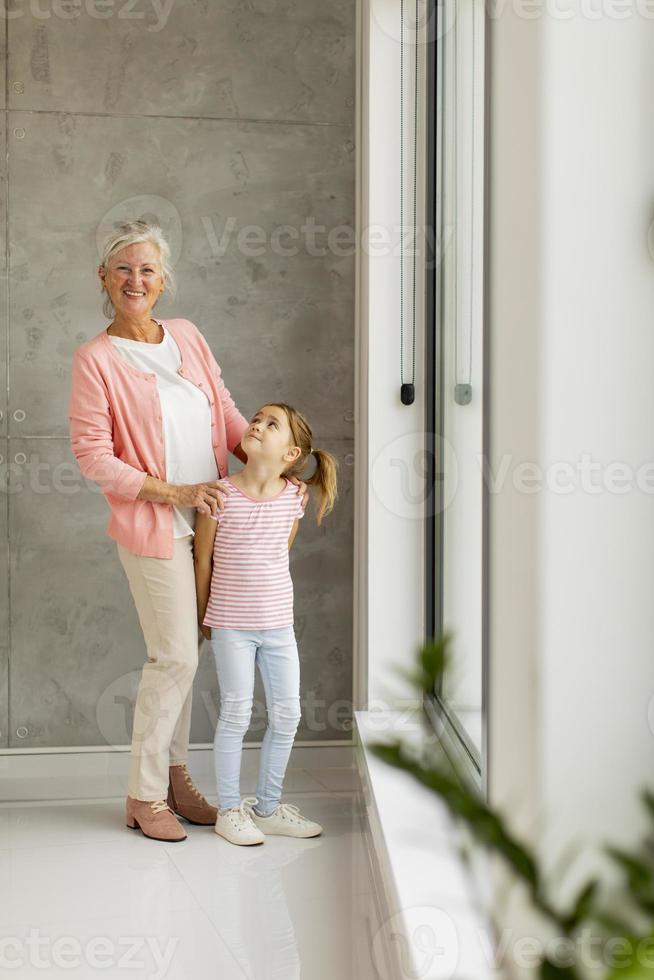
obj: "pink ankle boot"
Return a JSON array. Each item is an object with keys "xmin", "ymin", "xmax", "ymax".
[{"xmin": 125, "ymin": 796, "xmax": 187, "ymax": 842}]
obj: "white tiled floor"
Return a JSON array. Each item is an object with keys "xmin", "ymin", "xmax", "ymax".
[{"xmin": 0, "ymin": 766, "xmax": 384, "ymax": 979}]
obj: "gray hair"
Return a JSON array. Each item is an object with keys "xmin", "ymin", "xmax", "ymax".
[{"xmin": 98, "ymin": 220, "xmax": 177, "ymax": 319}]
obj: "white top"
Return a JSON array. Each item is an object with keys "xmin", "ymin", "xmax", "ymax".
[{"xmin": 108, "ymin": 321, "xmax": 219, "ymax": 538}]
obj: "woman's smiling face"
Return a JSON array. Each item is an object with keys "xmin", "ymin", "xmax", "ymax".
[
  {"xmin": 243, "ymin": 406, "xmax": 300, "ymax": 467},
  {"xmin": 100, "ymin": 241, "xmax": 165, "ymax": 318}
]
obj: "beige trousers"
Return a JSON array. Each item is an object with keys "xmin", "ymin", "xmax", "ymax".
[{"xmin": 116, "ymin": 534, "xmax": 203, "ymax": 801}]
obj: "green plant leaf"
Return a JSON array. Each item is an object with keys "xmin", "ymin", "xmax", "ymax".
[
  {"xmin": 604, "ymin": 936, "xmax": 654, "ymax": 978},
  {"xmin": 392, "ymin": 636, "xmax": 450, "ymax": 695},
  {"xmin": 591, "ymin": 911, "xmax": 639, "ymax": 939},
  {"xmin": 539, "ymin": 957, "xmax": 581, "ymax": 978},
  {"xmin": 561, "ymin": 878, "xmax": 600, "ymax": 931},
  {"xmin": 641, "ymin": 789, "xmax": 654, "ymax": 824},
  {"xmin": 639, "ymin": 790, "xmax": 654, "ymax": 860},
  {"xmin": 605, "ymin": 848, "xmax": 654, "ymax": 915}
]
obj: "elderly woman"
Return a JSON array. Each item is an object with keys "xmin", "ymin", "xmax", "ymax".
[{"xmin": 68, "ymin": 220, "xmax": 308, "ymax": 844}]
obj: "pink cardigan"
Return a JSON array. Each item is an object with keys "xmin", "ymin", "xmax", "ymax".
[{"xmin": 68, "ymin": 317, "xmax": 250, "ymax": 559}]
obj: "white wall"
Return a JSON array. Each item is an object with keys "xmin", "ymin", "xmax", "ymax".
[
  {"xmin": 488, "ymin": 0, "xmax": 654, "ymax": 956},
  {"xmin": 539, "ymin": 6, "xmax": 654, "ymax": 890},
  {"xmin": 486, "ymin": 9, "xmax": 548, "ymax": 962}
]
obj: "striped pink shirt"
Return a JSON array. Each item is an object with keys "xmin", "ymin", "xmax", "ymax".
[{"xmin": 203, "ymin": 475, "xmax": 305, "ymax": 629}]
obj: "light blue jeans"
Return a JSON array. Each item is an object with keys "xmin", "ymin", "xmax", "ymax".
[{"xmin": 209, "ymin": 625, "xmax": 302, "ymax": 815}]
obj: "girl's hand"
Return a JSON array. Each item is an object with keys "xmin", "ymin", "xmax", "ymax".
[
  {"xmin": 174, "ymin": 479, "xmax": 235, "ymax": 516},
  {"xmin": 287, "ymin": 475, "xmax": 309, "ymax": 512},
  {"xmin": 200, "ymin": 624, "xmax": 212, "ymax": 641}
]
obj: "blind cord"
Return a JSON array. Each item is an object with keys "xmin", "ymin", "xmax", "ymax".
[{"xmin": 400, "ymin": 0, "xmax": 419, "ymax": 406}]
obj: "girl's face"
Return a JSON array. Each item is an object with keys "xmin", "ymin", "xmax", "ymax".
[{"xmin": 243, "ymin": 406, "xmax": 301, "ymax": 468}]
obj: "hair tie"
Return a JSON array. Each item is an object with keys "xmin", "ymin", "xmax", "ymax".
[{"xmin": 309, "ymin": 447, "xmax": 314, "ymax": 454}]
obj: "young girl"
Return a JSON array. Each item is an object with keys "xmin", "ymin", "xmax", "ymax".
[{"xmin": 194, "ymin": 402, "xmax": 338, "ymax": 846}]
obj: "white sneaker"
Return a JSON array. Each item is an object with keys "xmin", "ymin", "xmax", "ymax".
[
  {"xmin": 214, "ymin": 798, "xmax": 265, "ymax": 846},
  {"xmin": 244, "ymin": 798, "xmax": 323, "ymax": 838}
]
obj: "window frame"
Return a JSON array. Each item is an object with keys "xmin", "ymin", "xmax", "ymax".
[{"xmin": 423, "ymin": 0, "xmax": 490, "ymax": 799}]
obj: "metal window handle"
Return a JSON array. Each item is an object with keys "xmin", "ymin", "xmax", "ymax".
[{"xmin": 455, "ymin": 384, "xmax": 472, "ymax": 405}]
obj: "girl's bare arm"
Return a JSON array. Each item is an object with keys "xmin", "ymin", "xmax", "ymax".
[
  {"xmin": 288, "ymin": 519, "xmax": 300, "ymax": 550},
  {"xmin": 194, "ymin": 514, "xmax": 218, "ymax": 629}
]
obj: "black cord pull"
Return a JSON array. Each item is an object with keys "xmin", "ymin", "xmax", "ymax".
[
  {"xmin": 400, "ymin": 0, "xmax": 419, "ymax": 409},
  {"xmin": 401, "ymin": 383, "xmax": 415, "ymax": 405}
]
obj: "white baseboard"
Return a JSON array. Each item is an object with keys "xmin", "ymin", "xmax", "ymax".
[{"xmin": 0, "ymin": 743, "xmax": 355, "ymax": 804}]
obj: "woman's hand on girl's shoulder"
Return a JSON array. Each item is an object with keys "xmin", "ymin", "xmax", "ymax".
[
  {"xmin": 174, "ymin": 478, "xmax": 236, "ymax": 516},
  {"xmin": 287, "ymin": 475, "xmax": 309, "ymax": 511}
]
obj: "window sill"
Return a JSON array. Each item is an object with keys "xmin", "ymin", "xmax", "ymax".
[{"xmin": 354, "ymin": 708, "xmax": 497, "ymax": 979}]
